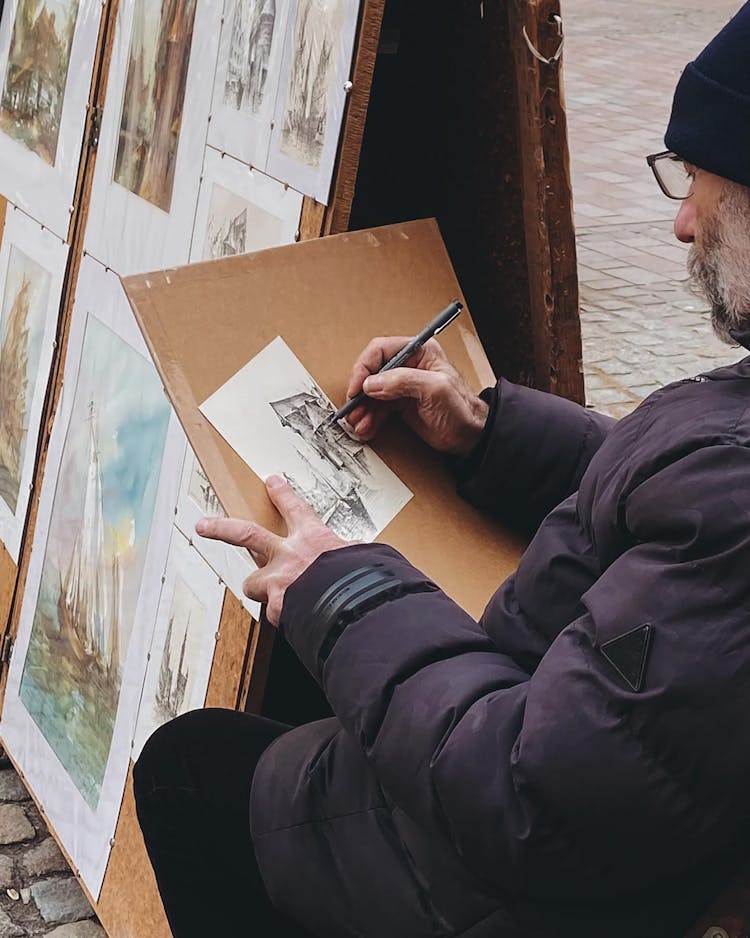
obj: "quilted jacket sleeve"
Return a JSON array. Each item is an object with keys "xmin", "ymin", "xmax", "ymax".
[
  {"xmin": 458, "ymin": 379, "xmax": 614, "ymax": 531},
  {"xmin": 281, "ymin": 442, "xmax": 750, "ymax": 899}
]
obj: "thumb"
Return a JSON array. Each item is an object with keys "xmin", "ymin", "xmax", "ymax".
[{"xmin": 363, "ymin": 367, "xmax": 443, "ymax": 403}]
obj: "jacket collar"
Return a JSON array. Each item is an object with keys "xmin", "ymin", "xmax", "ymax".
[{"xmin": 729, "ymin": 328, "xmax": 750, "ymax": 351}]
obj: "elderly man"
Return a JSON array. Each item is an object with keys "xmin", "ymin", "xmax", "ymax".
[{"xmin": 134, "ymin": 4, "xmax": 750, "ymax": 937}]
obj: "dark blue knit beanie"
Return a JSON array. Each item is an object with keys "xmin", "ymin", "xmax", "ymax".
[{"xmin": 665, "ymin": 1, "xmax": 750, "ymax": 187}]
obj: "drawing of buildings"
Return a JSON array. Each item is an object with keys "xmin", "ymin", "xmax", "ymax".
[
  {"xmin": 282, "ymin": 1, "xmax": 333, "ymax": 167},
  {"xmin": 225, "ymin": 0, "xmax": 276, "ymax": 113},
  {"xmin": 270, "ymin": 386, "xmax": 376, "ymax": 539},
  {"xmin": 208, "ymin": 206, "xmax": 248, "ymax": 259}
]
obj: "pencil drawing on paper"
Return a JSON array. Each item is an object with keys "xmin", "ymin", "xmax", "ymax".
[
  {"xmin": 114, "ymin": 0, "xmax": 198, "ymax": 212},
  {"xmin": 281, "ymin": 0, "xmax": 344, "ymax": 169},
  {"xmin": 270, "ymin": 387, "xmax": 377, "ymax": 540},
  {"xmin": 200, "ymin": 337, "xmax": 413, "ymax": 542},
  {"xmin": 224, "ymin": 0, "xmax": 277, "ymax": 114},
  {"xmin": 203, "ymin": 183, "xmax": 285, "ymax": 260},
  {"xmin": 19, "ymin": 315, "xmax": 171, "ymax": 809},
  {"xmin": 154, "ymin": 576, "xmax": 205, "ymax": 724},
  {"xmin": 188, "ymin": 456, "xmax": 224, "ymax": 517},
  {"xmin": 0, "ymin": 247, "xmax": 51, "ymax": 516},
  {"xmin": 0, "ymin": 0, "xmax": 81, "ymax": 165}
]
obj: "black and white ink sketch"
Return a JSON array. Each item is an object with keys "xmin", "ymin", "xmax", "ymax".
[
  {"xmin": 224, "ymin": 0, "xmax": 277, "ymax": 114},
  {"xmin": 270, "ymin": 387, "xmax": 376, "ymax": 540},
  {"xmin": 280, "ymin": 0, "xmax": 343, "ymax": 169},
  {"xmin": 188, "ymin": 456, "xmax": 224, "ymax": 517},
  {"xmin": 202, "ymin": 183, "xmax": 284, "ymax": 260},
  {"xmin": 199, "ymin": 336, "xmax": 412, "ymax": 541}
]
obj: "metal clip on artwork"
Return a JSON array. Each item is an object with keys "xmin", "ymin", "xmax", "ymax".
[{"xmin": 523, "ymin": 14, "xmax": 564, "ymax": 66}]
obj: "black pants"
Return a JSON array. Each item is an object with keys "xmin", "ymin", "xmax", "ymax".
[{"xmin": 134, "ymin": 708, "xmax": 315, "ymax": 938}]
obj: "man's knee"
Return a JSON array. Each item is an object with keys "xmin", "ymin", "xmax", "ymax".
[{"xmin": 134, "ymin": 709, "xmax": 222, "ymax": 811}]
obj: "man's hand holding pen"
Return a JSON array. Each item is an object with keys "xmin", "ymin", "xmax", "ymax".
[{"xmin": 344, "ymin": 337, "xmax": 489, "ymax": 456}]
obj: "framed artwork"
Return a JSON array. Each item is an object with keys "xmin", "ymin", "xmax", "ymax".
[
  {"xmin": 0, "ymin": 205, "xmax": 68, "ymax": 562},
  {"xmin": 174, "ymin": 447, "xmax": 260, "ymax": 618},
  {"xmin": 266, "ymin": 0, "xmax": 360, "ymax": 204},
  {"xmin": 189, "ymin": 147, "xmax": 302, "ymax": 262},
  {"xmin": 84, "ymin": 0, "xmax": 222, "ymax": 275},
  {"xmin": 0, "ymin": 0, "xmax": 104, "ymax": 240},
  {"xmin": 207, "ymin": 0, "xmax": 292, "ymax": 171},
  {"xmin": 0, "ymin": 256, "xmax": 185, "ymax": 897},
  {"xmin": 132, "ymin": 527, "xmax": 224, "ymax": 760}
]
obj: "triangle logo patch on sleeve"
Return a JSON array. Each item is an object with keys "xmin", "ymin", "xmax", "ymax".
[{"xmin": 601, "ymin": 624, "xmax": 653, "ymax": 692}]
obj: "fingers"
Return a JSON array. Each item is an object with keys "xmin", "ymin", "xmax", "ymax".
[
  {"xmin": 362, "ymin": 365, "xmax": 449, "ymax": 403},
  {"xmin": 346, "ymin": 336, "xmax": 416, "ymax": 399},
  {"xmin": 195, "ymin": 516, "xmax": 278, "ymax": 559},
  {"xmin": 265, "ymin": 475, "xmax": 320, "ymax": 531},
  {"xmin": 242, "ymin": 568, "xmax": 268, "ymax": 606}
]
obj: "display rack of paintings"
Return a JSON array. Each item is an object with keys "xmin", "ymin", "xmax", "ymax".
[
  {"xmin": 208, "ymin": 0, "xmax": 292, "ymax": 172},
  {"xmin": 189, "ymin": 147, "xmax": 303, "ymax": 262},
  {"xmin": 0, "ymin": 256, "xmax": 185, "ymax": 897},
  {"xmin": 0, "ymin": 0, "xmax": 103, "ymax": 240},
  {"xmin": 267, "ymin": 0, "xmax": 361, "ymax": 204},
  {"xmin": 0, "ymin": 205, "xmax": 68, "ymax": 563},
  {"xmin": 174, "ymin": 447, "xmax": 260, "ymax": 618},
  {"xmin": 84, "ymin": 0, "xmax": 222, "ymax": 276},
  {"xmin": 132, "ymin": 527, "xmax": 224, "ymax": 760}
]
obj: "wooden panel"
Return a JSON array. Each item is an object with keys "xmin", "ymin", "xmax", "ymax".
[
  {"xmin": 204, "ymin": 590, "xmax": 254, "ymax": 711},
  {"xmin": 97, "ymin": 767, "xmax": 170, "ymax": 938},
  {"xmin": 509, "ymin": 0, "xmax": 583, "ymax": 402},
  {"xmin": 0, "ymin": 545, "xmax": 15, "ymax": 640},
  {"xmin": 298, "ymin": 197, "xmax": 326, "ymax": 242}
]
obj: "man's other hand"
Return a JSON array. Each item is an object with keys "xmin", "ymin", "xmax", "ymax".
[
  {"xmin": 195, "ymin": 476, "xmax": 348, "ymax": 625},
  {"xmin": 344, "ymin": 337, "xmax": 489, "ymax": 456}
]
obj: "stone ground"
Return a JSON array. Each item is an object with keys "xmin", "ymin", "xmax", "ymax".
[
  {"xmin": 0, "ymin": 2, "xmax": 744, "ymax": 936},
  {"xmin": 564, "ymin": 0, "xmax": 742, "ymax": 417}
]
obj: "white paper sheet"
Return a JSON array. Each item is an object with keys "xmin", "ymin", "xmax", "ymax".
[
  {"xmin": 0, "ymin": 256, "xmax": 185, "ymax": 898},
  {"xmin": 174, "ymin": 447, "xmax": 261, "ymax": 618},
  {"xmin": 0, "ymin": 205, "xmax": 68, "ymax": 562},
  {"xmin": 84, "ymin": 0, "xmax": 223, "ymax": 275},
  {"xmin": 0, "ymin": 0, "xmax": 103, "ymax": 240},
  {"xmin": 200, "ymin": 336, "xmax": 412, "ymax": 541},
  {"xmin": 207, "ymin": 0, "xmax": 292, "ymax": 171},
  {"xmin": 132, "ymin": 527, "xmax": 224, "ymax": 761},
  {"xmin": 266, "ymin": 0, "xmax": 361, "ymax": 204},
  {"xmin": 189, "ymin": 147, "xmax": 302, "ymax": 262}
]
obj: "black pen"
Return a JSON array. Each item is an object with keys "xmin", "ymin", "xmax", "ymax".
[{"xmin": 329, "ymin": 300, "xmax": 464, "ymax": 424}]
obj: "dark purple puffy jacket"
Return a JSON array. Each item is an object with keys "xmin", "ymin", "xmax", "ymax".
[{"xmin": 250, "ymin": 359, "xmax": 750, "ymax": 938}]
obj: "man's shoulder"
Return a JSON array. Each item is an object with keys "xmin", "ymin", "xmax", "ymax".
[{"xmin": 581, "ymin": 356, "xmax": 750, "ymax": 503}]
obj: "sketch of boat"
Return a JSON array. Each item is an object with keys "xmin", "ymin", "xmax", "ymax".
[
  {"xmin": 0, "ymin": 276, "xmax": 32, "ymax": 510},
  {"xmin": 156, "ymin": 612, "xmax": 189, "ymax": 721},
  {"xmin": 57, "ymin": 401, "xmax": 121, "ymax": 678}
]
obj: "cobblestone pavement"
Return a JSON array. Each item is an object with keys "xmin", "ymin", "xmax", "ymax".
[
  {"xmin": 0, "ymin": 750, "xmax": 102, "ymax": 937},
  {"xmin": 564, "ymin": 0, "xmax": 743, "ymax": 417}
]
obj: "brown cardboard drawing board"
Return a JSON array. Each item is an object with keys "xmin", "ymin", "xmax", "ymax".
[{"xmin": 123, "ymin": 219, "xmax": 524, "ymax": 619}]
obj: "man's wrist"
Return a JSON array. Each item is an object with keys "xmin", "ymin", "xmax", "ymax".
[{"xmin": 452, "ymin": 396, "xmax": 491, "ymax": 456}]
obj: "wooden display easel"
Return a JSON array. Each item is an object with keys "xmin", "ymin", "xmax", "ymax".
[{"xmin": 0, "ymin": 1, "xmax": 590, "ymax": 936}]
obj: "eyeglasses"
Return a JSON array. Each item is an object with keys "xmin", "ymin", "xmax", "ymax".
[{"xmin": 646, "ymin": 151, "xmax": 694, "ymax": 200}]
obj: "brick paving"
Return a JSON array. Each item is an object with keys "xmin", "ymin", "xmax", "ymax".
[{"xmin": 563, "ymin": 0, "xmax": 742, "ymax": 417}]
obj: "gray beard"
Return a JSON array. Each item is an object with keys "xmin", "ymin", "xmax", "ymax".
[{"xmin": 686, "ymin": 182, "xmax": 750, "ymax": 346}]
